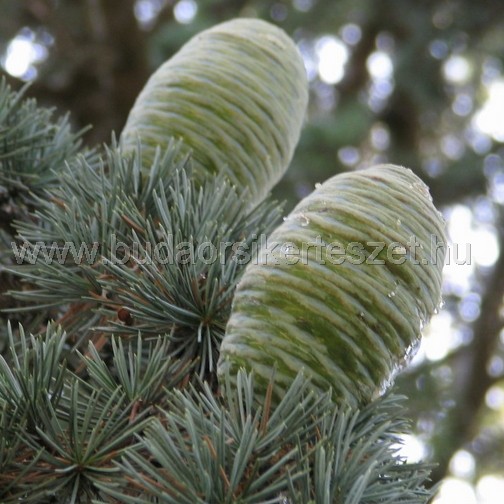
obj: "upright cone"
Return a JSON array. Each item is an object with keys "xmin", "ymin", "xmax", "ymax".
[
  {"xmin": 120, "ymin": 18, "xmax": 308, "ymax": 206},
  {"xmin": 218, "ymin": 165, "xmax": 446, "ymax": 406}
]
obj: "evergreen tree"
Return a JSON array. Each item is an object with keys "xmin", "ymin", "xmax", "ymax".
[{"xmin": 0, "ymin": 18, "xmax": 445, "ymax": 503}]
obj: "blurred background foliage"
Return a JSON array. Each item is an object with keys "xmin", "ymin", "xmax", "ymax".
[{"xmin": 1, "ymin": 0, "xmax": 504, "ymax": 501}]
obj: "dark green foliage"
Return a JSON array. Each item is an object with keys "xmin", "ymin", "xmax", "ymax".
[
  {"xmin": 0, "ymin": 79, "xmax": 93, "ymax": 348},
  {"xmin": 10, "ymin": 140, "xmax": 193, "ymax": 309},
  {"xmin": 99, "ymin": 371, "xmax": 434, "ymax": 503},
  {"xmin": 98, "ymin": 166, "xmax": 283, "ymax": 377},
  {"xmin": 8, "ymin": 138, "xmax": 283, "ymax": 379},
  {"xmin": 82, "ymin": 334, "xmax": 189, "ymax": 406},
  {"xmin": 0, "ymin": 323, "xmax": 67, "ymax": 433},
  {"xmin": 0, "ymin": 324, "xmax": 434, "ymax": 504},
  {"xmin": 0, "ymin": 324, "xmax": 157, "ymax": 503},
  {"xmin": 0, "ymin": 78, "xmax": 90, "ymax": 200}
]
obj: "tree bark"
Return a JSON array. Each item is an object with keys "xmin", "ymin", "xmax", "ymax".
[
  {"xmin": 11, "ymin": 0, "xmax": 151, "ymax": 145},
  {"xmin": 429, "ymin": 208, "xmax": 504, "ymax": 484}
]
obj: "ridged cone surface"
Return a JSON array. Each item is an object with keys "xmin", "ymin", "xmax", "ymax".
[
  {"xmin": 218, "ymin": 164, "xmax": 446, "ymax": 406},
  {"xmin": 120, "ymin": 18, "xmax": 308, "ymax": 205}
]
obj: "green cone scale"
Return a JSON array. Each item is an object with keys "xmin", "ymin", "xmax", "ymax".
[
  {"xmin": 218, "ymin": 164, "xmax": 446, "ymax": 406},
  {"xmin": 120, "ymin": 18, "xmax": 308, "ymax": 205}
]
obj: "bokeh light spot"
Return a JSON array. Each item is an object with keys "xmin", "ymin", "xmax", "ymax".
[
  {"xmin": 173, "ymin": 0, "xmax": 197, "ymax": 24},
  {"xmin": 316, "ymin": 36, "xmax": 349, "ymax": 84}
]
